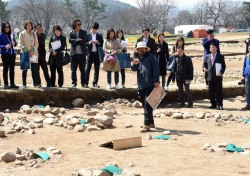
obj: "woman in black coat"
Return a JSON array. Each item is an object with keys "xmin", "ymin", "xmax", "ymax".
[
  {"xmin": 156, "ymin": 33, "xmax": 169, "ymax": 88},
  {"xmin": 48, "ymin": 25, "xmax": 66, "ymax": 87}
]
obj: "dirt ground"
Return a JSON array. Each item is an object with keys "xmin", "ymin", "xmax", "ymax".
[{"xmin": 0, "ymin": 33, "xmax": 250, "ymax": 176}]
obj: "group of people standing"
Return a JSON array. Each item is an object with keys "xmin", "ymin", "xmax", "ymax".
[{"xmin": 0, "ymin": 19, "xmax": 130, "ymax": 90}]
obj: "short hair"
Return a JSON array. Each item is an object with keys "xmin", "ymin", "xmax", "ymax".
[
  {"xmin": 142, "ymin": 28, "xmax": 150, "ymax": 32},
  {"xmin": 34, "ymin": 23, "xmax": 42, "ymax": 29},
  {"xmin": 92, "ymin": 22, "xmax": 99, "ymax": 29},
  {"xmin": 176, "ymin": 46, "xmax": 184, "ymax": 50},
  {"xmin": 53, "ymin": 25, "xmax": 62, "ymax": 33},
  {"xmin": 72, "ymin": 19, "xmax": 81, "ymax": 30},
  {"xmin": 210, "ymin": 43, "xmax": 217, "ymax": 48},
  {"xmin": 1, "ymin": 22, "xmax": 11, "ymax": 35},
  {"xmin": 116, "ymin": 29, "xmax": 125, "ymax": 40},
  {"xmin": 24, "ymin": 20, "xmax": 33, "ymax": 30},
  {"xmin": 106, "ymin": 29, "xmax": 116, "ymax": 40},
  {"xmin": 207, "ymin": 29, "xmax": 214, "ymax": 34},
  {"xmin": 175, "ymin": 36, "xmax": 185, "ymax": 49}
]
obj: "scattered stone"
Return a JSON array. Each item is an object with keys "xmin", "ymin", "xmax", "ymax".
[
  {"xmin": 28, "ymin": 129, "xmax": 36, "ymax": 134},
  {"xmin": 74, "ymin": 125, "xmax": 87, "ymax": 132},
  {"xmin": 216, "ymin": 142, "xmax": 229, "ymax": 148},
  {"xmin": 94, "ymin": 114, "xmax": 113, "ymax": 126},
  {"xmin": 127, "ymin": 102, "xmax": 133, "ymax": 107},
  {"xmin": 102, "ymin": 110, "xmax": 114, "ymax": 118},
  {"xmin": 87, "ymin": 125, "xmax": 101, "ymax": 132},
  {"xmin": 202, "ymin": 143, "xmax": 211, "ymax": 150},
  {"xmin": 0, "ymin": 130, "xmax": 5, "ymax": 137},
  {"xmin": 95, "ymin": 121, "xmax": 105, "ymax": 129},
  {"xmin": 20, "ymin": 105, "xmax": 30, "ymax": 112},
  {"xmin": 52, "ymin": 150, "xmax": 62, "ymax": 155},
  {"xmin": 146, "ymin": 135, "xmax": 153, "ymax": 140},
  {"xmin": 0, "ymin": 113, "xmax": 5, "ymax": 123},
  {"xmin": 32, "ymin": 108, "xmax": 40, "ymax": 114},
  {"xmin": 87, "ymin": 117, "xmax": 94, "ymax": 124},
  {"xmin": 35, "ymin": 124, "xmax": 43, "ymax": 128},
  {"xmin": 163, "ymin": 131, "xmax": 171, "ymax": 135},
  {"xmin": 195, "ymin": 112, "xmax": 206, "ymax": 119},
  {"xmin": 16, "ymin": 154, "xmax": 27, "ymax": 161},
  {"xmin": 164, "ymin": 111, "xmax": 172, "ymax": 117},
  {"xmin": 92, "ymin": 170, "xmax": 112, "ymax": 176},
  {"xmin": 4, "ymin": 109, "xmax": 10, "ymax": 113},
  {"xmin": 78, "ymin": 168, "xmax": 93, "ymax": 176},
  {"xmin": 0, "ymin": 152, "xmax": 16, "ymax": 163},
  {"xmin": 172, "ymin": 113, "xmax": 183, "ymax": 119},
  {"xmin": 38, "ymin": 146, "xmax": 46, "ymax": 151},
  {"xmin": 87, "ymin": 111, "xmax": 98, "ymax": 116},
  {"xmin": 52, "ymin": 108, "xmax": 61, "ymax": 115},
  {"xmin": 133, "ymin": 101, "xmax": 142, "ymax": 108},
  {"xmin": 84, "ymin": 104, "xmax": 91, "ymax": 111},
  {"xmin": 16, "ymin": 147, "xmax": 22, "ymax": 155},
  {"xmin": 6, "ymin": 130, "xmax": 16, "ymax": 134},
  {"xmin": 15, "ymin": 161, "xmax": 24, "ymax": 166},
  {"xmin": 48, "ymin": 147, "xmax": 56, "ymax": 151},
  {"xmin": 67, "ymin": 126, "xmax": 74, "ymax": 130},
  {"xmin": 72, "ymin": 98, "xmax": 84, "ymax": 107},
  {"xmin": 125, "ymin": 124, "xmax": 133, "ymax": 128},
  {"xmin": 33, "ymin": 164, "xmax": 41, "ymax": 168},
  {"xmin": 43, "ymin": 118, "xmax": 55, "ymax": 125},
  {"xmin": 107, "ymin": 106, "xmax": 117, "ymax": 114},
  {"xmin": 44, "ymin": 113, "xmax": 55, "ymax": 118}
]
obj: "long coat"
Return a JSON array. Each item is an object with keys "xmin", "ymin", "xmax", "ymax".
[
  {"xmin": 156, "ymin": 41, "xmax": 169, "ymax": 76},
  {"xmin": 134, "ymin": 35, "xmax": 156, "ymax": 57},
  {"xmin": 48, "ymin": 35, "xmax": 66, "ymax": 68},
  {"xmin": 102, "ymin": 39, "xmax": 122, "ymax": 72}
]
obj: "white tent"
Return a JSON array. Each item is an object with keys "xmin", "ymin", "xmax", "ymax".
[{"xmin": 174, "ymin": 25, "xmax": 213, "ymax": 35}]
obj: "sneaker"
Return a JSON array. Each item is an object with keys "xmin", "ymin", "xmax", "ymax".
[
  {"xmin": 21, "ymin": 85, "xmax": 27, "ymax": 88},
  {"xmin": 115, "ymin": 84, "xmax": 119, "ymax": 90},
  {"xmin": 140, "ymin": 125, "xmax": 150, "ymax": 133},
  {"xmin": 93, "ymin": 84, "xmax": 100, "ymax": 88},
  {"xmin": 10, "ymin": 84, "xmax": 19, "ymax": 89},
  {"xmin": 121, "ymin": 84, "xmax": 125, "ymax": 88},
  {"xmin": 70, "ymin": 84, "xmax": 77, "ymax": 88},
  {"xmin": 107, "ymin": 84, "xmax": 111, "ymax": 90},
  {"xmin": 187, "ymin": 103, "xmax": 193, "ymax": 108},
  {"xmin": 150, "ymin": 124, "xmax": 155, "ymax": 128},
  {"xmin": 241, "ymin": 106, "xmax": 250, "ymax": 111},
  {"xmin": 4, "ymin": 85, "xmax": 10, "ymax": 89}
]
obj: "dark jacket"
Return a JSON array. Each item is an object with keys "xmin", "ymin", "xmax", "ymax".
[
  {"xmin": 131, "ymin": 52, "xmax": 159, "ymax": 90},
  {"xmin": 134, "ymin": 35, "xmax": 156, "ymax": 57},
  {"xmin": 242, "ymin": 54, "xmax": 250, "ymax": 78},
  {"xmin": 48, "ymin": 35, "xmax": 66, "ymax": 67},
  {"xmin": 156, "ymin": 41, "xmax": 169, "ymax": 76},
  {"xmin": 0, "ymin": 33, "xmax": 17, "ymax": 55},
  {"xmin": 87, "ymin": 32, "xmax": 103, "ymax": 55},
  {"xmin": 203, "ymin": 53, "xmax": 226, "ymax": 81},
  {"xmin": 69, "ymin": 29, "xmax": 88, "ymax": 56},
  {"xmin": 202, "ymin": 37, "xmax": 220, "ymax": 59},
  {"xmin": 173, "ymin": 54, "xmax": 193, "ymax": 82},
  {"xmin": 36, "ymin": 32, "xmax": 46, "ymax": 54}
]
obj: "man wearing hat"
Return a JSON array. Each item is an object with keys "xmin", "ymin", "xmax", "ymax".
[
  {"xmin": 202, "ymin": 29, "xmax": 220, "ymax": 87},
  {"xmin": 131, "ymin": 41, "xmax": 160, "ymax": 132},
  {"xmin": 86, "ymin": 22, "xmax": 104, "ymax": 88},
  {"xmin": 134, "ymin": 28, "xmax": 156, "ymax": 58}
]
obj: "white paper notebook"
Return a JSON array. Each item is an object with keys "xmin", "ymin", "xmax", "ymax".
[{"xmin": 215, "ymin": 63, "xmax": 222, "ymax": 76}]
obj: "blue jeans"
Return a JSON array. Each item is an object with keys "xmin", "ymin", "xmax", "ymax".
[
  {"xmin": 245, "ymin": 77, "xmax": 250, "ymax": 106},
  {"xmin": 107, "ymin": 71, "xmax": 119, "ymax": 84}
]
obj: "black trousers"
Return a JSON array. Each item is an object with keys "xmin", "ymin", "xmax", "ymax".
[
  {"xmin": 85, "ymin": 52, "xmax": 100, "ymax": 85},
  {"xmin": 120, "ymin": 69, "xmax": 125, "ymax": 85},
  {"xmin": 208, "ymin": 77, "xmax": 223, "ymax": 106},
  {"xmin": 22, "ymin": 63, "xmax": 39, "ymax": 86},
  {"xmin": 205, "ymin": 72, "xmax": 208, "ymax": 85},
  {"xmin": 50, "ymin": 59, "xmax": 63, "ymax": 87},
  {"xmin": 177, "ymin": 81, "xmax": 193, "ymax": 104},
  {"xmin": 138, "ymin": 87, "xmax": 154, "ymax": 125},
  {"xmin": 37, "ymin": 52, "xmax": 51, "ymax": 86},
  {"xmin": 167, "ymin": 72, "xmax": 173, "ymax": 86},
  {"xmin": 71, "ymin": 54, "xmax": 86, "ymax": 85},
  {"xmin": 1, "ymin": 54, "xmax": 16, "ymax": 85}
]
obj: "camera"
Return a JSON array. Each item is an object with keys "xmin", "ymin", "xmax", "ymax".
[{"xmin": 238, "ymin": 79, "xmax": 245, "ymax": 85}]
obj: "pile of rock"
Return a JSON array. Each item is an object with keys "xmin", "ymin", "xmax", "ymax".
[
  {"xmin": 0, "ymin": 146, "xmax": 62, "ymax": 168},
  {"xmin": 75, "ymin": 162, "xmax": 140, "ymax": 176},
  {"xmin": 162, "ymin": 109, "xmax": 249, "ymax": 125},
  {"xmin": 202, "ymin": 142, "xmax": 250, "ymax": 155}
]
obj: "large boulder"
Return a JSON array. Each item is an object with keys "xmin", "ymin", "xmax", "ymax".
[
  {"xmin": 72, "ymin": 98, "xmax": 84, "ymax": 107},
  {"xmin": 1, "ymin": 152, "xmax": 16, "ymax": 163},
  {"xmin": 94, "ymin": 114, "xmax": 113, "ymax": 126}
]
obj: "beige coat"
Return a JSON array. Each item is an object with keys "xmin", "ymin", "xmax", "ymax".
[
  {"xmin": 19, "ymin": 30, "xmax": 39, "ymax": 63},
  {"xmin": 102, "ymin": 39, "xmax": 122, "ymax": 72}
]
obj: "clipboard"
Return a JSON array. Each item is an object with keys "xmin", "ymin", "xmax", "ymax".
[
  {"xmin": 146, "ymin": 86, "xmax": 166, "ymax": 110},
  {"xmin": 51, "ymin": 40, "xmax": 61, "ymax": 50}
]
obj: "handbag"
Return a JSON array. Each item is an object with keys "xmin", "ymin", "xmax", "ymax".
[
  {"xmin": 62, "ymin": 42, "xmax": 71, "ymax": 66},
  {"xmin": 20, "ymin": 52, "xmax": 30, "ymax": 70},
  {"xmin": 117, "ymin": 52, "xmax": 131, "ymax": 68},
  {"xmin": 105, "ymin": 53, "xmax": 117, "ymax": 64}
]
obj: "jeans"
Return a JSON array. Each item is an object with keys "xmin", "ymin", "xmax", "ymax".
[
  {"xmin": 71, "ymin": 54, "xmax": 86, "ymax": 85},
  {"xmin": 138, "ymin": 87, "xmax": 154, "ymax": 125},
  {"xmin": 245, "ymin": 77, "xmax": 250, "ymax": 106},
  {"xmin": 177, "ymin": 81, "xmax": 193, "ymax": 104},
  {"xmin": 1, "ymin": 54, "xmax": 16, "ymax": 85},
  {"xmin": 22, "ymin": 63, "xmax": 39, "ymax": 86},
  {"xmin": 85, "ymin": 52, "xmax": 100, "ymax": 85},
  {"xmin": 107, "ymin": 71, "xmax": 119, "ymax": 84},
  {"xmin": 37, "ymin": 52, "xmax": 51, "ymax": 86},
  {"xmin": 120, "ymin": 69, "xmax": 125, "ymax": 85}
]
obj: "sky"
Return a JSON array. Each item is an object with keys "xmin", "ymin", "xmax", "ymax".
[{"xmin": 118, "ymin": 0, "xmax": 201, "ymax": 9}]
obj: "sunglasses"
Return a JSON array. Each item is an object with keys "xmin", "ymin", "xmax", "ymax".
[
  {"xmin": 77, "ymin": 23, "xmax": 81, "ymax": 26},
  {"xmin": 5, "ymin": 26, "xmax": 10, "ymax": 28}
]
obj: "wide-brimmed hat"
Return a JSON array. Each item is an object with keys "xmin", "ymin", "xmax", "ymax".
[{"xmin": 135, "ymin": 41, "xmax": 150, "ymax": 52}]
